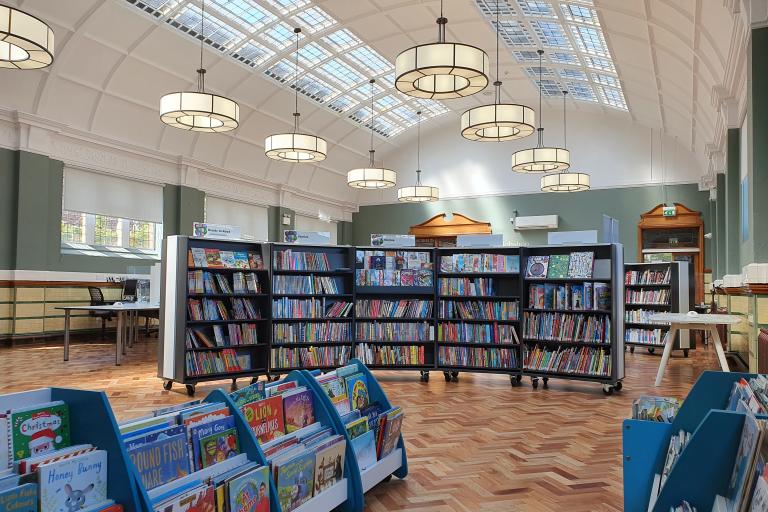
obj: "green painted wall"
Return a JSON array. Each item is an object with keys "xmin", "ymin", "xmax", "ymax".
[
  {"xmin": 726, "ymin": 129, "xmax": 741, "ymax": 274},
  {"xmin": 0, "ymin": 149, "xmax": 18, "ymax": 270},
  {"xmin": 337, "ymin": 221, "xmax": 353, "ymax": 246},
  {"xmin": 268, "ymin": 207, "xmax": 294, "ymax": 242},
  {"xmin": 717, "ymin": 173, "xmax": 727, "ymax": 279},
  {"xmin": 352, "ymin": 183, "xmax": 712, "ymax": 266},
  {"xmin": 747, "ymin": 27, "xmax": 768, "ymax": 264}
]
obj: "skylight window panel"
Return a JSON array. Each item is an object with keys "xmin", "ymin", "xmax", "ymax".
[
  {"xmin": 591, "ymin": 73, "xmax": 618, "ymax": 87},
  {"xmin": 293, "ymin": 73, "xmax": 341, "ymax": 103},
  {"xmin": 259, "ymin": 21, "xmax": 302, "ymax": 50},
  {"xmin": 561, "ymin": 3, "xmax": 599, "ymax": 25},
  {"xmin": 264, "ymin": 58, "xmax": 304, "ymax": 83},
  {"xmin": 513, "ymin": 50, "xmax": 542, "ymax": 62},
  {"xmin": 379, "ymin": 72, "xmax": 395, "ymax": 88},
  {"xmin": 570, "ymin": 25, "xmax": 608, "ymax": 56},
  {"xmin": 322, "ymin": 29, "xmax": 361, "ymax": 52},
  {"xmin": 232, "ymin": 40, "xmax": 275, "ymax": 67},
  {"xmin": 376, "ymin": 95, "xmax": 401, "ymax": 111},
  {"xmin": 530, "ymin": 20, "xmax": 572, "ymax": 49},
  {"xmin": 265, "ymin": 0, "xmax": 309, "ymax": 14},
  {"xmin": 349, "ymin": 106, "xmax": 372, "ymax": 123},
  {"xmin": 299, "ymin": 41, "xmax": 330, "ymax": 66},
  {"xmin": 559, "ymin": 68, "xmax": 587, "ymax": 80},
  {"xmin": 211, "ymin": 0, "xmax": 275, "ymax": 29},
  {"xmin": 346, "ymin": 46, "xmax": 392, "ymax": 75},
  {"xmin": 535, "ymin": 79, "xmax": 563, "ymax": 96},
  {"xmin": 597, "ymin": 85, "xmax": 627, "ymax": 110},
  {"xmin": 349, "ymin": 81, "xmax": 384, "ymax": 101},
  {"xmin": 585, "ymin": 55, "xmax": 615, "ymax": 72},
  {"xmin": 126, "ymin": 0, "xmax": 181, "ymax": 17},
  {"xmin": 494, "ymin": 20, "xmax": 533, "ymax": 46},
  {"xmin": 517, "ymin": 0, "xmax": 555, "ymax": 17},
  {"xmin": 549, "ymin": 51, "xmax": 579, "ymax": 64},
  {"xmin": 292, "ymin": 6, "xmax": 336, "ymax": 33},
  {"xmin": 475, "ymin": 0, "xmax": 515, "ymax": 16},
  {"xmin": 389, "ymin": 106, "xmax": 420, "ymax": 125},
  {"xmin": 416, "ymin": 99, "xmax": 450, "ymax": 117},
  {"xmin": 565, "ymin": 81, "xmax": 596, "ymax": 101},
  {"xmin": 370, "ymin": 116, "xmax": 398, "ymax": 137},
  {"xmin": 328, "ymin": 95, "xmax": 357, "ymax": 113},
  {"xmin": 525, "ymin": 66, "xmax": 556, "ymax": 78},
  {"xmin": 320, "ymin": 58, "xmax": 365, "ymax": 88},
  {"xmin": 170, "ymin": 5, "xmax": 244, "ymax": 51}
]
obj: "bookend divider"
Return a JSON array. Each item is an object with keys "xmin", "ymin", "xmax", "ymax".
[{"xmin": 0, "ymin": 388, "xmax": 143, "ymax": 512}]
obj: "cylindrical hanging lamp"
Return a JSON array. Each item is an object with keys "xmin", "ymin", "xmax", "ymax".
[
  {"xmin": 0, "ymin": 5, "xmax": 54, "ymax": 69},
  {"xmin": 541, "ymin": 90, "xmax": 591, "ymax": 192},
  {"xmin": 398, "ymin": 111, "xmax": 439, "ymax": 202}
]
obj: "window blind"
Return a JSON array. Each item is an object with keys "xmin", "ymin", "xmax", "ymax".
[{"xmin": 205, "ymin": 196, "xmax": 269, "ymax": 241}]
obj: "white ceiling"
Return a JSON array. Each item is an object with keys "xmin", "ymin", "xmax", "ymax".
[{"xmin": 0, "ymin": 0, "xmax": 748, "ymax": 211}]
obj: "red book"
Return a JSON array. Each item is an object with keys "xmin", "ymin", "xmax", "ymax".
[{"xmin": 241, "ymin": 396, "xmax": 285, "ymax": 443}]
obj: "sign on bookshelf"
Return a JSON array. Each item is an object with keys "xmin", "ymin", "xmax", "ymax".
[
  {"xmin": 283, "ymin": 230, "xmax": 332, "ymax": 245},
  {"xmin": 192, "ymin": 222, "xmax": 242, "ymax": 240},
  {"xmin": 370, "ymin": 234, "xmax": 416, "ymax": 247},
  {"xmin": 456, "ymin": 234, "xmax": 503, "ymax": 247}
]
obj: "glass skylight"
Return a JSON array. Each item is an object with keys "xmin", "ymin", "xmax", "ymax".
[
  {"xmin": 126, "ymin": 0, "xmax": 449, "ymax": 138},
  {"xmin": 474, "ymin": 0, "xmax": 628, "ymax": 111}
]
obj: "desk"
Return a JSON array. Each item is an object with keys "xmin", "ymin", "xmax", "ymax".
[
  {"xmin": 57, "ymin": 303, "xmax": 160, "ymax": 365},
  {"xmin": 650, "ymin": 312, "xmax": 741, "ymax": 386}
]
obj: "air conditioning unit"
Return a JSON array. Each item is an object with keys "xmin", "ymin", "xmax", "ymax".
[{"xmin": 514, "ymin": 215, "xmax": 559, "ymax": 231}]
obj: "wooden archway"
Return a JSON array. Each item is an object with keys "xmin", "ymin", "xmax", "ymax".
[{"xmin": 409, "ymin": 213, "xmax": 492, "ymax": 247}]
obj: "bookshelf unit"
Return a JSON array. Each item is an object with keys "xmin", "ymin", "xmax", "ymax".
[
  {"xmin": 521, "ymin": 243, "xmax": 625, "ymax": 394},
  {"xmin": 353, "ymin": 247, "xmax": 436, "ymax": 380},
  {"xmin": 270, "ymin": 243, "xmax": 356, "ymax": 374},
  {"xmin": 624, "ymin": 262, "xmax": 690, "ymax": 356},
  {"xmin": 435, "ymin": 247, "xmax": 523, "ymax": 385},
  {"xmin": 159, "ymin": 236, "xmax": 271, "ymax": 396}
]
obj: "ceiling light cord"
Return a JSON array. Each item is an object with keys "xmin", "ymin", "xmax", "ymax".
[
  {"xmin": 369, "ymin": 78, "xmax": 376, "ymax": 167},
  {"xmin": 197, "ymin": 0, "xmax": 206, "ymax": 93},
  {"xmin": 562, "ymin": 89, "xmax": 567, "ymax": 149},
  {"xmin": 293, "ymin": 28, "xmax": 301, "ymax": 134},
  {"xmin": 537, "ymin": 49, "xmax": 544, "ymax": 148},
  {"xmin": 416, "ymin": 110, "xmax": 422, "ymax": 186},
  {"xmin": 494, "ymin": 0, "xmax": 501, "ymax": 104}
]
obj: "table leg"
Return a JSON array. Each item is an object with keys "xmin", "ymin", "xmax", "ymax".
[
  {"xmin": 128, "ymin": 311, "xmax": 134, "ymax": 348},
  {"xmin": 708, "ymin": 325, "xmax": 730, "ymax": 372},
  {"xmin": 655, "ymin": 325, "xmax": 679, "ymax": 386},
  {"xmin": 63, "ymin": 310, "xmax": 71, "ymax": 362},
  {"xmin": 116, "ymin": 312, "xmax": 123, "ymax": 366}
]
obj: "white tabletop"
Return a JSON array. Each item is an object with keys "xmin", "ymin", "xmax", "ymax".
[
  {"xmin": 649, "ymin": 312, "xmax": 742, "ymax": 325},
  {"xmin": 56, "ymin": 303, "xmax": 160, "ymax": 312}
]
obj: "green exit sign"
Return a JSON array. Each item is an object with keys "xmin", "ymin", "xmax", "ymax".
[{"xmin": 663, "ymin": 206, "xmax": 677, "ymax": 217}]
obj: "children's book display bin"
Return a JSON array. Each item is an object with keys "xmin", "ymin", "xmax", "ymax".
[
  {"xmin": 622, "ymin": 371, "xmax": 760, "ymax": 511},
  {"xmin": 0, "ymin": 388, "xmax": 143, "ymax": 512},
  {"xmin": 303, "ymin": 359, "xmax": 408, "ymax": 495}
]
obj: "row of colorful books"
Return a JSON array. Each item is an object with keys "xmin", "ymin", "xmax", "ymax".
[
  {"xmin": 437, "ymin": 322, "xmax": 519, "ymax": 344},
  {"xmin": 437, "ymin": 346, "xmax": 518, "ymax": 369},
  {"xmin": 528, "ymin": 282, "xmax": 611, "ymax": 311},
  {"xmin": 631, "ymin": 395, "xmax": 682, "ymax": 423},
  {"xmin": 0, "ymin": 400, "xmax": 120, "ymax": 512},
  {"xmin": 523, "ymin": 345, "xmax": 611, "ymax": 376},
  {"xmin": 272, "ymin": 322, "xmax": 352, "ymax": 343},
  {"xmin": 625, "ymin": 328, "xmax": 667, "ymax": 346},
  {"xmin": 356, "ymin": 250, "xmax": 431, "ymax": 271},
  {"xmin": 355, "ymin": 269, "xmax": 433, "ymax": 287},
  {"xmin": 439, "ymin": 253, "xmax": 519, "ymax": 273},
  {"xmin": 625, "ymin": 267, "xmax": 671, "ymax": 285},
  {"xmin": 524, "ymin": 252, "xmax": 595, "ymax": 279},
  {"xmin": 356, "ymin": 343, "xmax": 426, "ymax": 366},
  {"xmin": 272, "ymin": 274, "xmax": 340, "ymax": 295},
  {"xmin": 186, "ymin": 324, "xmax": 259, "ymax": 349},
  {"xmin": 272, "ymin": 298, "xmax": 353, "ymax": 319},
  {"xmin": 188, "ymin": 298, "xmax": 261, "ymax": 321},
  {"xmin": 188, "ymin": 271, "xmax": 262, "ymax": 295},
  {"xmin": 438, "ymin": 300, "xmax": 519, "ymax": 320},
  {"xmin": 625, "ymin": 309, "xmax": 669, "ymax": 325},
  {"xmin": 354, "ymin": 322, "xmax": 431, "ymax": 342},
  {"xmin": 522, "ymin": 312, "xmax": 611, "ymax": 343},
  {"xmin": 355, "ymin": 299, "xmax": 432, "ymax": 319},
  {"xmin": 273, "ymin": 250, "xmax": 330, "ymax": 271},
  {"xmin": 185, "ymin": 349, "xmax": 251, "ymax": 377},
  {"xmin": 625, "ymin": 289, "xmax": 670, "ymax": 305},
  {"xmin": 189, "ymin": 248, "xmax": 264, "ymax": 270},
  {"xmin": 438, "ymin": 277, "xmax": 495, "ymax": 296},
  {"xmin": 270, "ymin": 346, "xmax": 351, "ymax": 369}
]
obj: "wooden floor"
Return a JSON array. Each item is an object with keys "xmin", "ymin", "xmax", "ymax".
[{"xmin": 0, "ymin": 337, "xmax": 723, "ymax": 511}]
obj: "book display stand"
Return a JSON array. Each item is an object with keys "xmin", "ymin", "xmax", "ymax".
[
  {"xmin": 0, "ymin": 388, "xmax": 144, "ymax": 512},
  {"xmin": 624, "ymin": 262, "xmax": 690, "ymax": 356}
]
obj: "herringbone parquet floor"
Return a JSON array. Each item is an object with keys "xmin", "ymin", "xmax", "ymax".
[{"xmin": 0, "ymin": 337, "xmax": 724, "ymax": 511}]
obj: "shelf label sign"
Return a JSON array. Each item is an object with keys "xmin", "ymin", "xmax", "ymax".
[
  {"xmin": 284, "ymin": 230, "xmax": 332, "ymax": 245},
  {"xmin": 370, "ymin": 234, "xmax": 415, "ymax": 247},
  {"xmin": 456, "ymin": 234, "xmax": 503, "ymax": 247},
  {"xmin": 192, "ymin": 222, "xmax": 242, "ymax": 240},
  {"xmin": 662, "ymin": 205, "xmax": 677, "ymax": 217}
]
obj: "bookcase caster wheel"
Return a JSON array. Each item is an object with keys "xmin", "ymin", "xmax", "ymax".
[
  {"xmin": 647, "ymin": 347, "xmax": 655, "ymax": 354},
  {"xmin": 510, "ymin": 375, "xmax": 522, "ymax": 386},
  {"xmin": 186, "ymin": 384, "xmax": 195, "ymax": 397},
  {"xmin": 614, "ymin": 381, "xmax": 623, "ymax": 391},
  {"xmin": 382, "ymin": 474, "xmax": 393, "ymax": 483},
  {"xmin": 532, "ymin": 377, "xmax": 539, "ymax": 389},
  {"xmin": 602, "ymin": 384, "xmax": 614, "ymax": 395},
  {"xmin": 443, "ymin": 371, "xmax": 452, "ymax": 382},
  {"xmin": 230, "ymin": 379, "xmax": 238, "ymax": 391},
  {"xmin": 419, "ymin": 371, "xmax": 429, "ymax": 382},
  {"xmin": 683, "ymin": 349, "xmax": 689, "ymax": 358},
  {"xmin": 629, "ymin": 346, "xmax": 635, "ymax": 354},
  {"xmin": 162, "ymin": 380, "xmax": 173, "ymax": 391},
  {"xmin": 450, "ymin": 371, "xmax": 459, "ymax": 382},
  {"xmin": 250, "ymin": 377, "xmax": 259, "ymax": 385},
  {"xmin": 542, "ymin": 377, "xmax": 549, "ymax": 389}
]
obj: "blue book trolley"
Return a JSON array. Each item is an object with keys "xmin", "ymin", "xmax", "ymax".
[{"xmin": 0, "ymin": 388, "xmax": 143, "ymax": 512}]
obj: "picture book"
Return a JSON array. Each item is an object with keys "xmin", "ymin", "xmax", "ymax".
[
  {"xmin": 749, "ymin": 430, "xmax": 768, "ymax": 511},
  {"xmin": 10, "ymin": 401, "xmax": 71, "ymax": 461},
  {"xmin": 570, "ymin": 284, "xmax": 584, "ymax": 310},
  {"xmin": 440, "ymin": 256, "xmax": 453, "ymax": 272},
  {"xmin": 38, "ymin": 450, "xmax": 108, "ymax": 512},
  {"xmin": 227, "ymin": 465, "xmax": 270, "ymax": 512},
  {"xmin": 155, "ymin": 484, "xmax": 214, "ymax": 512},
  {"xmin": 555, "ymin": 285, "xmax": 567, "ymax": 310},
  {"xmin": 726, "ymin": 407, "xmax": 764, "ymax": 512},
  {"xmin": 584, "ymin": 283, "xmax": 593, "ymax": 311},
  {"xmin": 379, "ymin": 411, "xmax": 404, "ymax": 459},
  {"xmin": 567, "ymin": 251, "xmax": 594, "ymax": 279},
  {"xmin": 593, "ymin": 283, "xmax": 611, "ymax": 310},
  {"xmin": 345, "ymin": 373, "xmax": 370, "ymax": 411},
  {"xmin": 241, "ymin": 397, "xmax": 285, "ymax": 444},
  {"xmin": 233, "ymin": 252, "xmax": 250, "ymax": 270},
  {"xmin": 199, "ymin": 428, "xmax": 239, "ymax": 469},
  {"xmin": 283, "ymin": 390, "xmax": 315, "ymax": 434},
  {"xmin": 345, "ymin": 417, "xmax": 369, "ymax": 439},
  {"xmin": 543, "ymin": 284, "xmax": 555, "ymax": 309},
  {"xmin": 351, "ymin": 430, "xmax": 377, "ymax": 471},
  {"xmin": 0, "ymin": 483, "xmax": 37, "ymax": 512},
  {"xmin": 416, "ymin": 269, "xmax": 433, "ymax": 287},
  {"xmin": 265, "ymin": 381, "xmax": 297, "ymax": 397},
  {"xmin": 220, "ymin": 251, "xmax": 237, "ymax": 269},
  {"xmin": 128, "ymin": 433, "xmax": 190, "ymax": 490},
  {"xmin": 399, "ymin": 270, "xmax": 414, "ymax": 286},
  {"xmin": 275, "ymin": 450, "xmax": 315, "ymax": 512},
  {"xmin": 318, "ymin": 377, "xmax": 349, "ymax": 414},
  {"xmin": 191, "ymin": 417, "xmax": 236, "ymax": 470},
  {"xmin": 383, "ymin": 270, "xmax": 396, "ymax": 287},
  {"xmin": 359, "ymin": 403, "xmax": 384, "ymax": 434},
  {"xmin": 248, "ymin": 253, "xmax": 263, "ymax": 270},
  {"xmin": 355, "ymin": 251, "xmax": 364, "ymax": 266},
  {"xmin": 190, "ymin": 248, "xmax": 207, "ymax": 268},
  {"xmin": 370, "ymin": 256, "xmax": 385, "ymax": 270},
  {"xmin": 205, "ymin": 249, "xmax": 224, "ymax": 268},
  {"xmin": 314, "ymin": 438, "xmax": 345, "ymax": 494},
  {"xmin": 124, "ymin": 425, "xmax": 186, "ymax": 452},
  {"xmin": 547, "ymin": 255, "xmax": 570, "ymax": 279},
  {"xmin": 525, "ymin": 256, "xmax": 550, "ymax": 279},
  {"xmin": 230, "ymin": 382, "xmax": 266, "ymax": 408}
]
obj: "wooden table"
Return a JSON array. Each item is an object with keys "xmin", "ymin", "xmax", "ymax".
[
  {"xmin": 57, "ymin": 303, "xmax": 159, "ymax": 365},
  {"xmin": 650, "ymin": 312, "xmax": 741, "ymax": 386}
]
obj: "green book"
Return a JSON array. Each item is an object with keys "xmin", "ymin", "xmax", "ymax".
[
  {"xmin": 547, "ymin": 255, "xmax": 570, "ymax": 279},
  {"xmin": 10, "ymin": 401, "xmax": 71, "ymax": 461}
]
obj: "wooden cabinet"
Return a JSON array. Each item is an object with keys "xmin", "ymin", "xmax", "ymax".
[{"xmin": 409, "ymin": 213, "xmax": 492, "ymax": 247}]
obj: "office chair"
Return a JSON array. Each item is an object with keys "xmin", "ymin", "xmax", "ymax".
[{"xmin": 87, "ymin": 286, "xmax": 115, "ymax": 339}]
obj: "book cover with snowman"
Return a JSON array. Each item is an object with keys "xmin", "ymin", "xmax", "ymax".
[
  {"xmin": 38, "ymin": 450, "xmax": 108, "ymax": 512},
  {"xmin": 10, "ymin": 401, "xmax": 71, "ymax": 461}
]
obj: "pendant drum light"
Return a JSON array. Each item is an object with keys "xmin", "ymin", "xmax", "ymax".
[
  {"xmin": 398, "ymin": 111, "xmax": 439, "ymax": 202},
  {"xmin": 511, "ymin": 50, "xmax": 569, "ymax": 172},
  {"xmin": 395, "ymin": 0, "xmax": 489, "ymax": 100},
  {"xmin": 264, "ymin": 27, "xmax": 327, "ymax": 162},
  {"xmin": 159, "ymin": 0, "xmax": 239, "ymax": 132},
  {"xmin": 347, "ymin": 79, "xmax": 397, "ymax": 189},
  {"xmin": 541, "ymin": 90, "xmax": 590, "ymax": 192},
  {"xmin": 0, "ymin": 5, "xmax": 54, "ymax": 69},
  {"xmin": 460, "ymin": 2, "xmax": 534, "ymax": 142}
]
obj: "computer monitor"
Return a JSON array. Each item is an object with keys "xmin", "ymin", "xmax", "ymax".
[{"xmin": 122, "ymin": 279, "xmax": 138, "ymax": 302}]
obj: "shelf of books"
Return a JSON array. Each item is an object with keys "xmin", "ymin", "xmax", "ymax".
[
  {"xmin": 159, "ymin": 236, "xmax": 271, "ymax": 396},
  {"xmin": 0, "ymin": 388, "xmax": 143, "ymax": 512},
  {"xmin": 435, "ymin": 247, "xmax": 523, "ymax": 385},
  {"xmin": 624, "ymin": 262, "xmax": 690, "ymax": 356},
  {"xmin": 353, "ymin": 247, "xmax": 436, "ymax": 379},
  {"xmin": 521, "ymin": 243, "xmax": 625, "ymax": 394},
  {"xmin": 270, "ymin": 243, "xmax": 356, "ymax": 375}
]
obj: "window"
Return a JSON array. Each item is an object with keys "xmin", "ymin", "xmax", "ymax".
[{"xmin": 61, "ymin": 211, "xmax": 162, "ymax": 257}]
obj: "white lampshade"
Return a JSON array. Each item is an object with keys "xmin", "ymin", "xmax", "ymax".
[
  {"xmin": 461, "ymin": 103, "xmax": 536, "ymax": 142},
  {"xmin": 0, "ymin": 5, "xmax": 54, "ymax": 69},
  {"xmin": 541, "ymin": 171, "xmax": 590, "ymax": 192},
  {"xmin": 396, "ymin": 42, "xmax": 489, "ymax": 99},
  {"xmin": 347, "ymin": 167, "xmax": 396, "ymax": 189},
  {"xmin": 511, "ymin": 147, "xmax": 570, "ymax": 173},
  {"xmin": 397, "ymin": 185, "xmax": 439, "ymax": 202},
  {"xmin": 265, "ymin": 132, "xmax": 327, "ymax": 162},
  {"xmin": 160, "ymin": 91, "xmax": 239, "ymax": 132}
]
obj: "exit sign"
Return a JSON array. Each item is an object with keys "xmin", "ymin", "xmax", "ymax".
[{"xmin": 663, "ymin": 205, "xmax": 677, "ymax": 217}]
